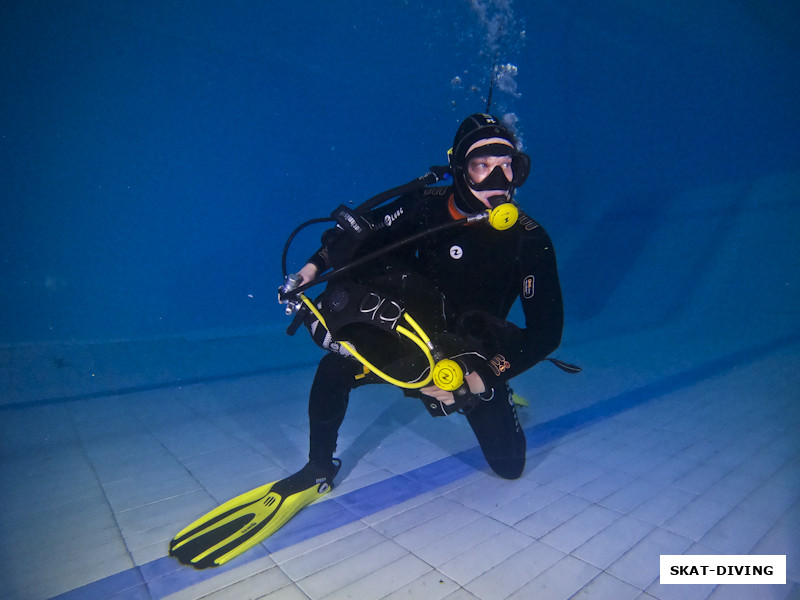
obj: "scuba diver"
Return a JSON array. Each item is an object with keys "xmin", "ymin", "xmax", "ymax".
[{"xmin": 169, "ymin": 113, "xmax": 565, "ymax": 569}]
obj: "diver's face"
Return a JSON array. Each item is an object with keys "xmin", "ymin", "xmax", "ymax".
[{"xmin": 465, "ymin": 138, "xmax": 515, "ymax": 208}]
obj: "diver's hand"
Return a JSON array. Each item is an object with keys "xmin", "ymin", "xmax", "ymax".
[
  {"xmin": 422, "ymin": 372, "xmax": 486, "ymax": 405},
  {"xmin": 279, "ymin": 264, "xmax": 318, "ymax": 299},
  {"xmin": 297, "ymin": 263, "xmax": 318, "ymax": 285},
  {"xmin": 464, "ymin": 371, "xmax": 486, "ymax": 394},
  {"xmin": 421, "ymin": 384, "xmax": 456, "ymax": 406},
  {"xmin": 279, "ymin": 263, "xmax": 319, "ymax": 314}
]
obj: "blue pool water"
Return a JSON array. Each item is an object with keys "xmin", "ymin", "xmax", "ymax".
[
  {"xmin": 2, "ymin": 0, "xmax": 797, "ymax": 343},
  {"xmin": 1, "ymin": 2, "xmax": 798, "ymax": 599}
]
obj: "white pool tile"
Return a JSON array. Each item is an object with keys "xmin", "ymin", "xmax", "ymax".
[
  {"xmin": 437, "ymin": 527, "xmax": 536, "ymax": 586},
  {"xmin": 361, "ymin": 492, "xmax": 456, "ymax": 535},
  {"xmin": 393, "ymin": 502, "xmax": 483, "ymax": 553},
  {"xmin": 162, "ymin": 558, "xmax": 280, "ymax": 600},
  {"xmin": 381, "ymin": 569, "xmax": 462, "ymax": 600},
  {"xmin": 278, "ymin": 526, "xmax": 388, "ymax": 581},
  {"xmin": 269, "ymin": 519, "xmax": 368, "ymax": 566},
  {"xmin": 547, "ymin": 459, "xmax": 610, "ymax": 493},
  {"xmin": 574, "ymin": 468, "xmax": 637, "ymax": 503},
  {"xmin": 629, "ymin": 485, "xmax": 698, "ymax": 526},
  {"xmin": 599, "ymin": 476, "xmax": 663, "ymax": 513},
  {"xmin": 701, "ymin": 469, "xmax": 766, "ymax": 508},
  {"xmin": 570, "ymin": 572, "xmax": 642, "ymax": 600},
  {"xmin": 573, "ymin": 514, "xmax": 655, "ymax": 569},
  {"xmin": 706, "ymin": 582, "xmax": 797, "ymax": 600},
  {"xmin": 255, "ymin": 583, "xmax": 312, "ymax": 599},
  {"xmin": 618, "ymin": 448, "xmax": 673, "ymax": 479},
  {"xmin": 514, "ymin": 493, "xmax": 591, "ymax": 539},
  {"xmin": 487, "ymin": 481, "xmax": 565, "ymax": 526},
  {"xmin": 540, "ymin": 503, "xmax": 621, "ymax": 553},
  {"xmin": 527, "ymin": 451, "xmax": 594, "ymax": 485},
  {"xmin": 646, "ymin": 579, "xmax": 717, "ymax": 600},
  {"xmin": 671, "ymin": 463, "xmax": 730, "ymax": 495},
  {"xmin": 700, "ymin": 505, "xmax": 783, "ymax": 554},
  {"xmin": 739, "ymin": 479, "xmax": 800, "ymax": 521},
  {"xmin": 462, "ymin": 539, "xmax": 565, "ymax": 599},
  {"xmin": 296, "ymin": 539, "xmax": 409, "ymax": 598},
  {"xmin": 413, "ymin": 515, "xmax": 511, "ymax": 567},
  {"xmin": 661, "ymin": 496, "xmax": 733, "ymax": 541},
  {"xmin": 643, "ymin": 454, "xmax": 700, "ymax": 487},
  {"xmin": 441, "ymin": 589, "xmax": 482, "ymax": 600},
  {"xmin": 507, "ymin": 555, "xmax": 601, "ymax": 600},
  {"xmin": 606, "ymin": 528, "xmax": 693, "ymax": 589},
  {"xmin": 3, "ymin": 320, "xmax": 799, "ymax": 600},
  {"xmin": 320, "ymin": 553, "xmax": 432, "ymax": 600}
]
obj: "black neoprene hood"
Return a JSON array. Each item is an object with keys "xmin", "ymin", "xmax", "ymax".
[
  {"xmin": 449, "ymin": 113, "xmax": 530, "ymax": 212},
  {"xmin": 451, "ymin": 113, "xmax": 519, "ymax": 168}
]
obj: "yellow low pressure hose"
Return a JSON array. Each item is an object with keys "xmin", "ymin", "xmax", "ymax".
[{"xmin": 299, "ymin": 293, "xmax": 437, "ymax": 389}]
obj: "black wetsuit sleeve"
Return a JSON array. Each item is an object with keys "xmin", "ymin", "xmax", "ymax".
[
  {"xmin": 471, "ymin": 226, "xmax": 564, "ymax": 386},
  {"xmin": 307, "ymin": 242, "xmax": 333, "ymax": 273},
  {"xmin": 305, "ymin": 224, "xmax": 371, "ymax": 273}
]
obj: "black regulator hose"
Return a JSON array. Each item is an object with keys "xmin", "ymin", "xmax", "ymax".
[
  {"xmin": 280, "ymin": 166, "xmax": 451, "ymax": 279},
  {"xmin": 287, "ymin": 214, "xmax": 480, "ymax": 299},
  {"xmin": 280, "ymin": 217, "xmax": 334, "ymax": 280}
]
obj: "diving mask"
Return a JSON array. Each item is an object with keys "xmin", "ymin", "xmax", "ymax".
[
  {"xmin": 464, "ymin": 144, "xmax": 530, "ymax": 192},
  {"xmin": 462, "ymin": 144, "xmax": 525, "ymax": 231}
]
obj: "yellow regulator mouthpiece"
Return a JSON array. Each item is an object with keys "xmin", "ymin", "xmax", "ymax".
[
  {"xmin": 432, "ymin": 359, "xmax": 465, "ymax": 391},
  {"xmin": 488, "ymin": 203, "xmax": 519, "ymax": 231}
]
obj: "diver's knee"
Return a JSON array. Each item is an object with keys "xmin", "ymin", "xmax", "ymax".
[{"xmin": 488, "ymin": 457, "xmax": 525, "ymax": 480}]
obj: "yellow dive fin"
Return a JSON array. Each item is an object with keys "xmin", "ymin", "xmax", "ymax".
[
  {"xmin": 169, "ymin": 459, "xmax": 340, "ymax": 569},
  {"xmin": 512, "ymin": 392, "xmax": 530, "ymax": 407}
]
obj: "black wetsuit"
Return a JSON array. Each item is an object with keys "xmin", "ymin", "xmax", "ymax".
[{"xmin": 305, "ymin": 186, "xmax": 563, "ymax": 479}]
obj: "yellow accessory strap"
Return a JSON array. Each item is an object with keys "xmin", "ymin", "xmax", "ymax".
[{"xmin": 299, "ymin": 293, "xmax": 436, "ymax": 389}]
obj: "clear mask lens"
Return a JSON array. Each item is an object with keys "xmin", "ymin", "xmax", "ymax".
[
  {"xmin": 464, "ymin": 145, "xmax": 530, "ymax": 193},
  {"xmin": 469, "ymin": 165, "xmax": 512, "ymax": 192}
]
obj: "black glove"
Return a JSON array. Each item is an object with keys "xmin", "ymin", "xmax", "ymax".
[
  {"xmin": 419, "ymin": 387, "xmax": 480, "ymax": 417},
  {"xmin": 322, "ymin": 205, "xmax": 376, "ymax": 268}
]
